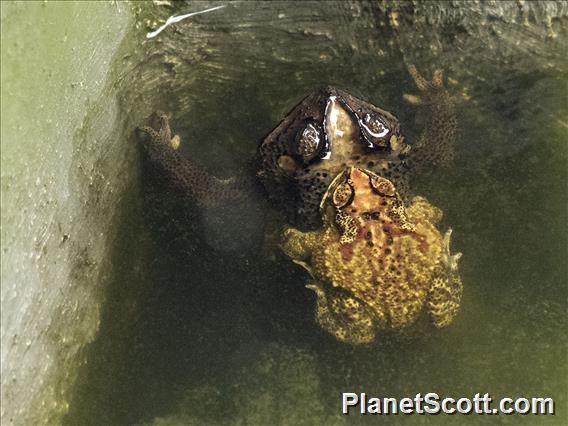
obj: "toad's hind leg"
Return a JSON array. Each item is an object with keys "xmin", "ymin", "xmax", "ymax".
[
  {"xmin": 136, "ymin": 111, "xmax": 254, "ymax": 208},
  {"xmin": 306, "ymin": 283, "xmax": 376, "ymax": 345},
  {"xmin": 404, "ymin": 65, "xmax": 458, "ymax": 169},
  {"xmin": 427, "ymin": 229, "xmax": 463, "ymax": 328}
]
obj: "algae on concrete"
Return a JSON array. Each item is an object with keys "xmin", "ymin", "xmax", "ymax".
[{"xmin": 1, "ymin": 2, "xmax": 134, "ymax": 424}]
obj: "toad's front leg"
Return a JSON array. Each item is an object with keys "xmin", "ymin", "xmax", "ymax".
[
  {"xmin": 405, "ymin": 65, "xmax": 458, "ymax": 169},
  {"xmin": 136, "ymin": 111, "xmax": 254, "ymax": 208},
  {"xmin": 280, "ymin": 227, "xmax": 320, "ymax": 273}
]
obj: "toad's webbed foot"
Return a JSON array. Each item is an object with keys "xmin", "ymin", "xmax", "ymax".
[
  {"xmin": 427, "ymin": 229, "xmax": 463, "ymax": 328},
  {"xmin": 136, "ymin": 110, "xmax": 180, "ymax": 151},
  {"xmin": 404, "ymin": 65, "xmax": 458, "ymax": 169},
  {"xmin": 407, "ymin": 64, "xmax": 444, "ymax": 94},
  {"xmin": 136, "ymin": 111, "xmax": 254, "ymax": 208}
]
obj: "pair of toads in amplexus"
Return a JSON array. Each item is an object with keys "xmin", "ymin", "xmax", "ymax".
[{"xmin": 136, "ymin": 65, "xmax": 463, "ymax": 345}]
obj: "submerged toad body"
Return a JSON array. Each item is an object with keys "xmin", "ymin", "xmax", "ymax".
[
  {"xmin": 281, "ymin": 167, "xmax": 463, "ymax": 344},
  {"xmin": 136, "ymin": 66, "xmax": 457, "ymax": 231}
]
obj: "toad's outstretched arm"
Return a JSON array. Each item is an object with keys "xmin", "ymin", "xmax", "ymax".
[
  {"xmin": 405, "ymin": 65, "xmax": 458, "ymax": 170},
  {"xmin": 136, "ymin": 112, "xmax": 254, "ymax": 208}
]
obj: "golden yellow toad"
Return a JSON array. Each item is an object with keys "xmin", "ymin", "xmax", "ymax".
[{"xmin": 281, "ymin": 167, "xmax": 463, "ymax": 344}]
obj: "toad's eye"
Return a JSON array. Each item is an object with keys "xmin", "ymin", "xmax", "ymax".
[
  {"xmin": 370, "ymin": 175, "xmax": 396, "ymax": 197},
  {"xmin": 296, "ymin": 123, "xmax": 325, "ymax": 162},
  {"xmin": 332, "ymin": 182, "xmax": 354, "ymax": 209},
  {"xmin": 360, "ymin": 113, "xmax": 390, "ymax": 147}
]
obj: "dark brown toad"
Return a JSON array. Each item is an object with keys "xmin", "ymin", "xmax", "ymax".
[{"xmin": 136, "ymin": 66, "xmax": 457, "ymax": 231}]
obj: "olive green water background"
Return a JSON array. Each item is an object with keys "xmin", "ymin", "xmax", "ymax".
[{"xmin": 1, "ymin": 1, "xmax": 567, "ymax": 425}]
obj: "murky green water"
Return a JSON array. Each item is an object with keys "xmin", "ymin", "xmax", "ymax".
[{"xmin": 2, "ymin": 1, "xmax": 566, "ymax": 425}]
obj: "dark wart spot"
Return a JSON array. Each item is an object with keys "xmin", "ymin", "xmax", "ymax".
[{"xmin": 371, "ymin": 212, "xmax": 380, "ymax": 220}]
